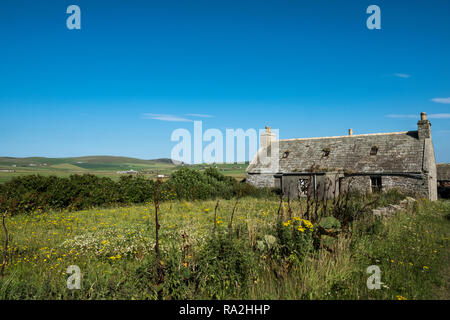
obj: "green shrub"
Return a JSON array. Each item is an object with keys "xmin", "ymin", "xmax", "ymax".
[
  {"xmin": 275, "ymin": 218, "xmax": 315, "ymax": 264},
  {"xmin": 0, "ymin": 174, "xmax": 124, "ymax": 214},
  {"xmin": 194, "ymin": 233, "xmax": 257, "ymax": 299},
  {"xmin": 166, "ymin": 167, "xmax": 236, "ymax": 200},
  {"xmin": 118, "ymin": 175, "xmax": 155, "ymax": 204},
  {"xmin": 0, "ymin": 167, "xmax": 280, "ymax": 215}
]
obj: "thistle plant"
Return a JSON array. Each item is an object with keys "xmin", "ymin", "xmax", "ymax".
[
  {"xmin": 153, "ymin": 178, "xmax": 164, "ymax": 283},
  {"xmin": 0, "ymin": 197, "xmax": 8, "ymax": 280}
]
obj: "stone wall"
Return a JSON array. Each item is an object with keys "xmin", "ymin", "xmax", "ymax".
[
  {"xmin": 423, "ymin": 138, "xmax": 438, "ymax": 201},
  {"xmin": 340, "ymin": 176, "xmax": 371, "ymax": 194},
  {"xmin": 306, "ymin": 174, "xmax": 429, "ymax": 198},
  {"xmin": 246, "ymin": 116, "xmax": 438, "ymax": 200},
  {"xmin": 246, "ymin": 173, "xmax": 277, "ymax": 188},
  {"xmin": 382, "ymin": 175, "xmax": 427, "ymax": 197}
]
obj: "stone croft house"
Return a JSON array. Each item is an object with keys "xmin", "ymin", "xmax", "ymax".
[{"xmin": 246, "ymin": 112, "xmax": 437, "ymax": 201}]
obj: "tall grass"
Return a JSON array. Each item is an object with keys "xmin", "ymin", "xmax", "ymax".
[{"xmin": 0, "ymin": 194, "xmax": 449, "ymax": 300}]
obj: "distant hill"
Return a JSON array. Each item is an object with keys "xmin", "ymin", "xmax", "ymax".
[
  {"xmin": 0, "ymin": 156, "xmax": 246, "ymax": 184},
  {"xmin": 0, "ymin": 156, "xmax": 180, "ymax": 171}
]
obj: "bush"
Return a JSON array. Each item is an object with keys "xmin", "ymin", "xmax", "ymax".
[
  {"xmin": 275, "ymin": 218, "xmax": 315, "ymax": 264},
  {"xmin": 0, "ymin": 174, "xmax": 122, "ymax": 214},
  {"xmin": 166, "ymin": 167, "xmax": 235, "ymax": 200},
  {"xmin": 194, "ymin": 233, "xmax": 257, "ymax": 299},
  {"xmin": 0, "ymin": 167, "xmax": 270, "ymax": 215},
  {"xmin": 117, "ymin": 175, "xmax": 155, "ymax": 204}
]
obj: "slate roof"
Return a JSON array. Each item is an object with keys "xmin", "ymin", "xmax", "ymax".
[
  {"xmin": 437, "ymin": 164, "xmax": 450, "ymax": 181},
  {"xmin": 247, "ymin": 130, "xmax": 426, "ymax": 174}
]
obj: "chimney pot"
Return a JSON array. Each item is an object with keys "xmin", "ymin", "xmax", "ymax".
[
  {"xmin": 418, "ymin": 112, "xmax": 431, "ymax": 139},
  {"xmin": 348, "ymin": 129, "xmax": 353, "ymax": 136},
  {"xmin": 420, "ymin": 112, "xmax": 427, "ymax": 121},
  {"xmin": 265, "ymin": 126, "xmax": 271, "ymax": 133}
]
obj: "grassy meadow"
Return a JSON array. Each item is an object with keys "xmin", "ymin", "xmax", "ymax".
[
  {"xmin": 1, "ymin": 195, "xmax": 449, "ymax": 300},
  {"xmin": 0, "ymin": 156, "xmax": 247, "ymax": 184}
]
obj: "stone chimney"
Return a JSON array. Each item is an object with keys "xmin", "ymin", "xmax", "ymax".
[
  {"xmin": 348, "ymin": 129, "xmax": 353, "ymax": 136},
  {"xmin": 260, "ymin": 126, "xmax": 276, "ymax": 149},
  {"xmin": 418, "ymin": 112, "xmax": 431, "ymax": 139}
]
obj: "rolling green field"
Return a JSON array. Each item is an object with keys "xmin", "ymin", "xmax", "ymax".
[
  {"xmin": 2, "ymin": 156, "xmax": 448, "ymax": 300},
  {"xmin": 1, "ymin": 196, "xmax": 449, "ymax": 299},
  {"xmin": 0, "ymin": 156, "xmax": 248, "ymax": 184}
]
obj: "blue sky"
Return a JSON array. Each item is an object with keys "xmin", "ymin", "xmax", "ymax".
[{"xmin": 0, "ymin": 0, "xmax": 449, "ymax": 162}]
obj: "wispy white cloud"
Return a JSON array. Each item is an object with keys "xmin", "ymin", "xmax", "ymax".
[
  {"xmin": 386, "ymin": 113, "xmax": 450, "ymax": 119},
  {"xmin": 386, "ymin": 114, "xmax": 417, "ymax": 119},
  {"xmin": 431, "ymin": 97, "xmax": 450, "ymax": 104},
  {"xmin": 185, "ymin": 113, "xmax": 214, "ymax": 118},
  {"xmin": 428, "ymin": 113, "xmax": 450, "ymax": 119},
  {"xmin": 393, "ymin": 73, "xmax": 411, "ymax": 78},
  {"xmin": 142, "ymin": 113, "xmax": 193, "ymax": 122}
]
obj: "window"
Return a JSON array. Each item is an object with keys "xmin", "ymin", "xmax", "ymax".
[
  {"xmin": 298, "ymin": 179, "xmax": 309, "ymax": 195},
  {"xmin": 370, "ymin": 146, "xmax": 378, "ymax": 156},
  {"xmin": 370, "ymin": 176, "xmax": 382, "ymax": 193}
]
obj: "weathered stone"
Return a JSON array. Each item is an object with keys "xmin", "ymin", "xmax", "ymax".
[
  {"xmin": 247, "ymin": 114, "xmax": 437, "ymax": 201},
  {"xmin": 437, "ymin": 164, "xmax": 450, "ymax": 182}
]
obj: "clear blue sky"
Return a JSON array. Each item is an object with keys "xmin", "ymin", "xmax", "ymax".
[{"xmin": 0, "ymin": 0, "xmax": 449, "ymax": 162}]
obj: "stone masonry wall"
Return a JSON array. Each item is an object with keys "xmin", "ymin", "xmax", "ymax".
[
  {"xmin": 340, "ymin": 176, "xmax": 371, "ymax": 193},
  {"xmin": 246, "ymin": 173, "xmax": 277, "ymax": 188},
  {"xmin": 382, "ymin": 175, "xmax": 429, "ymax": 198},
  {"xmin": 341, "ymin": 175, "xmax": 428, "ymax": 197}
]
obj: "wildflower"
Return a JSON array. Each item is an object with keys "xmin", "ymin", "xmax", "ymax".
[
  {"xmin": 423, "ymin": 266, "xmax": 429, "ymax": 270},
  {"xmin": 298, "ymin": 226, "xmax": 305, "ymax": 232},
  {"xmin": 396, "ymin": 295, "xmax": 407, "ymax": 300},
  {"xmin": 283, "ymin": 220, "xmax": 291, "ymax": 227},
  {"xmin": 301, "ymin": 219, "xmax": 313, "ymax": 229}
]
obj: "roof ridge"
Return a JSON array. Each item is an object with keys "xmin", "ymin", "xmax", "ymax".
[{"xmin": 279, "ymin": 131, "xmax": 414, "ymax": 141}]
